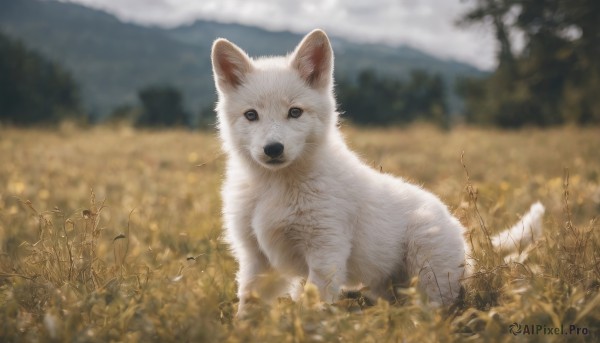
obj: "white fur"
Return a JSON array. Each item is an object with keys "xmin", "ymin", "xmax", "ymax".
[
  {"xmin": 492, "ymin": 202, "xmax": 545, "ymax": 262},
  {"xmin": 211, "ymin": 30, "xmax": 544, "ymax": 315}
]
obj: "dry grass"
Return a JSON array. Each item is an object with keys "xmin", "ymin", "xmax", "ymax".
[{"xmin": 0, "ymin": 124, "xmax": 599, "ymax": 342}]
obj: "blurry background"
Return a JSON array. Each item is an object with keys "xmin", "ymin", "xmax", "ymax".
[
  {"xmin": 1, "ymin": 2, "xmax": 600, "ymax": 340},
  {"xmin": 1, "ymin": 0, "xmax": 598, "ymax": 128}
]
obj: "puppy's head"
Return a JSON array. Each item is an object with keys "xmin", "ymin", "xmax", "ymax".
[{"xmin": 211, "ymin": 29, "xmax": 337, "ymax": 171}]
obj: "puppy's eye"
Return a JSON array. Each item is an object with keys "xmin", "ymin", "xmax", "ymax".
[
  {"xmin": 288, "ymin": 107, "xmax": 303, "ymax": 119},
  {"xmin": 244, "ymin": 109, "xmax": 259, "ymax": 121}
]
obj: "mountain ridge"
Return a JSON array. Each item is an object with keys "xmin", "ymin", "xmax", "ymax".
[{"xmin": 0, "ymin": 0, "xmax": 485, "ymax": 118}]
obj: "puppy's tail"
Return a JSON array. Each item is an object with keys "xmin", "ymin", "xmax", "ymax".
[{"xmin": 490, "ymin": 202, "xmax": 545, "ymax": 262}]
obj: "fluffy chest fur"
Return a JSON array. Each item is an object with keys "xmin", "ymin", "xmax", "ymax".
[{"xmin": 247, "ymin": 174, "xmax": 353, "ymax": 276}]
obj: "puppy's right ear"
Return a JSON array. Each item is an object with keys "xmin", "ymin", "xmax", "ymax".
[{"xmin": 211, "ymin": 39, "xmax": 253, "ymax": 91}]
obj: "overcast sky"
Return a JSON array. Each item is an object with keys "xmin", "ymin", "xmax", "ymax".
[{"xmin": 60, "ymin": 0, "xmax": 499, "ymax": 70}]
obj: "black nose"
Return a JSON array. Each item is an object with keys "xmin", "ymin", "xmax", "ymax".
[{"xmin": 263, "ymin": 142, "xmax": 284, "ymax": 158}]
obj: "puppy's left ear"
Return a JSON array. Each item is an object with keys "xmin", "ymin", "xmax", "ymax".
[
  {"xmin": 212, "ymin": 38, "xmax": 253, "ymax": 91},
  {"xmin": 291, "ymin": 29, "xmax": 333, "ymax": 89}
]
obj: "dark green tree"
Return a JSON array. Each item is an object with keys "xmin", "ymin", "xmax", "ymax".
[
  {"xmin": 458, "ymin": 0, "xmax": 600, "ymax": 127},
  {"xmin": 337, "ymin": 69, "xmax": 448, "ymax": 126},
  {"xmin": 0, "ymin": 32, "xmax": 82, "ymax": 125},
  {"xmin": 136, "ymin": 86, "xmax": 189, "ymax": 127}
]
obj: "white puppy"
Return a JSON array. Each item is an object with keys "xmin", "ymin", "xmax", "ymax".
[{"xmin": 211, "ymin": 29, "xmax": 543, "ymax": 315}]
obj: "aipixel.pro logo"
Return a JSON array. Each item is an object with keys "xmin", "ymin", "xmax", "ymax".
[{"xmin": 509, "ymin": 322, "xmax": 590, "ymax": 336}]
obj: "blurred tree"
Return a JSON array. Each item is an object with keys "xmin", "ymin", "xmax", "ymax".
[
  {"xmin": 337, "ymin": 69, "xmax": 448, "ymax": 127},
  {"xmin": 136, "ymin": 86, "xmax": 190, "ymax": 127},
  {"xmin": 458, "ymin": 0, "xmax": 600, "ymax": 127},
  {"xmin": 0, "ymin": 32, "xmax": 82, "ymax": 125}
]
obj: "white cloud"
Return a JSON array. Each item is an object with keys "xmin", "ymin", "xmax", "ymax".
[{"xmin": 59, "ymin": 0, "xmax": 498, "ymax": 70}]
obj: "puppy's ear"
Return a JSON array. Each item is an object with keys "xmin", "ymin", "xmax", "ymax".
[
  {"xmin": 291, "ymin": 29, "xmax": 333, "ymax": 89},
  {"xmin": 211, "ymin": 38, "xmax": 253, "ymax": 91}
]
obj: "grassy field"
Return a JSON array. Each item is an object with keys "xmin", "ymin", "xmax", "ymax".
[{"xmin": 0, "ymin": 124, "xmax": 599, "ymax": 342}]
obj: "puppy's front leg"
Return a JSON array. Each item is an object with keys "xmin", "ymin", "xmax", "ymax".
[
  {"xmin": 305, "ymin": 241, "xmax": 351, "ymax": 303},
  {"xmin": 306, "ymin": 267, "xmax": 344, "ymax": 303},
  {"xmin": 236, "ymin": 246, "xmax": 289, "ymax": 317},
  {"xmin": 236, "ymin": 248, "xmax": 268, "ymax": 316}
]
